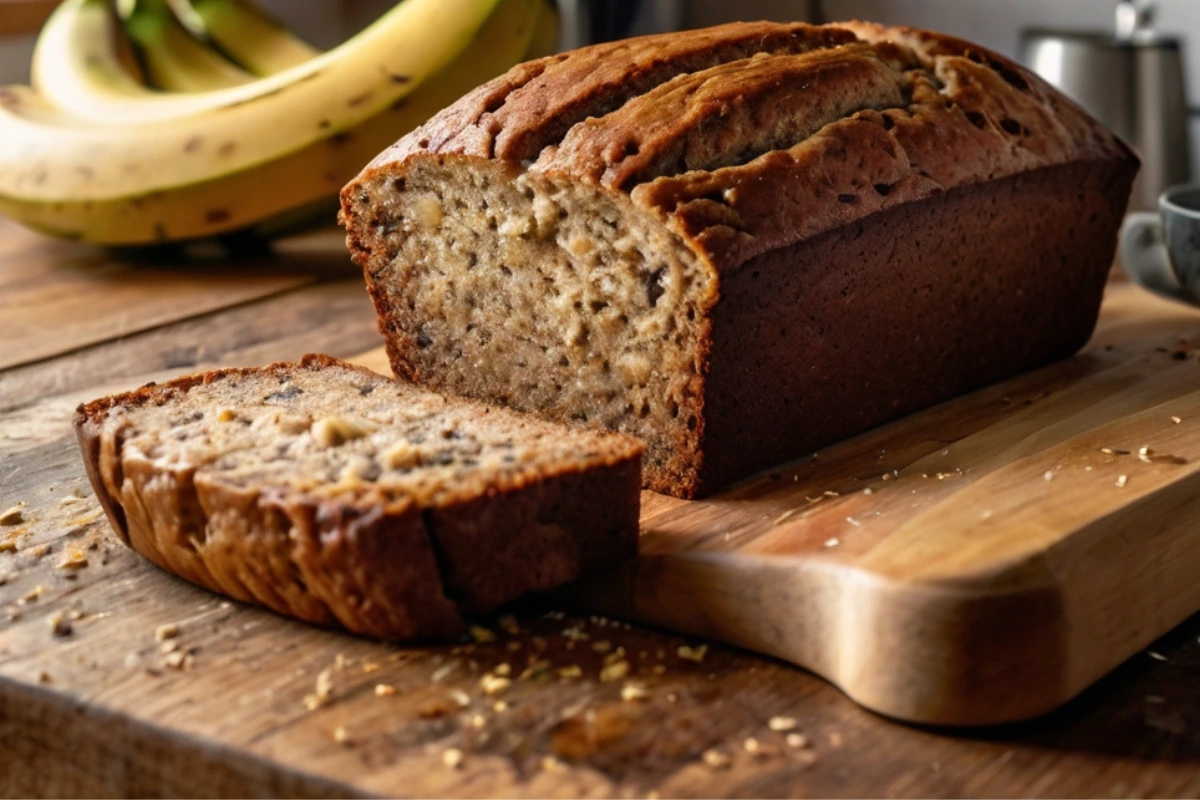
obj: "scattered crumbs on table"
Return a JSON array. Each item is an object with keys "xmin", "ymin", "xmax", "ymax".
[
  {"xmin": 702, "ymin": 749, "xmax": 731, "ymax": 770},
  {"xmin": 824, "ymin": 538, "xmax": 840, "ymax": 548},
  {"xmin": 1043, "ymin": 470, "xmax": 1054, "ymax": 481},
  {"xmin": 155, "ymin": 623, "xmax": 181, "ymax": 642},
  {"xmin": 442, "ymin": 748, "xmax": 464, "ymax": 770},
  {"xmin": 1148, "ymin": 651, "xmax": 1168, "ymax": 661},
  {"xmin": 1172, "ymin": 416, "xmax": 1183, "ymax": 424},
  {"xmin": 0, "ymin": 504, "xmax": 25, "ymax": 526},
  {"xmin": 621, "ymin": 682, "xmax": 649, "ymax": 702},
  {"xmin": 49, "ymin": 613, "xmax": 72, "ymax": 638},
  {"xmin": 480, "ymin": 673, "xmax": 511, "ymax": 696},
  {"xmin": 1116, "ymin": 474, "xmax": 1129, "ymax": 488},
  {"xmin": 786, "ymin": 733, "xmax": 811, "ymax": 749},
  {"xmin": 768, "ymin": 716, "xmax": 798, "ymax": 732},
  {"xmin": 374, "ymin": 683, "xmax": 396, "ymax": 697}
]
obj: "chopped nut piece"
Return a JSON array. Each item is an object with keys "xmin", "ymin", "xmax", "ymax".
[
  {"xmin": 824, "ymin": 538, "xmax": 840, "ymax": 548},
  {"xmin": 216, "ymin": 409, "xmax": 237, "ymax": 423},
  {"xmin": 22, "ymin": 585, "xmax": 44, "ymax": 603},
  {"xmin": 768, "ymin": 716, "xmax": 798, "ymax": 732},
  {"xmin": 493, "ymin": 700, "xmax": 509, "ymax": 712},
  {"xmin": 540, "ymin": 755, "xmax": 565, "ymax": 773},
  {"xmin": 786, "ymin": 733, "xmax": 810, "ymax": 749},
  {"xmin": 155, "ymin": 623, "xmax": 181, "ymax": 642},
  {"xmin": 702, "ymin": 749, "xmax": 731, "ymax": 770},
  {"xmin": 493, "ymin": 662, "xmax": 512, "ymax": 677},
  {"xmin": 1116, "ymin": 474, "xmax": 1129, "ymax": 488},
  {"xmin": 744, "ymin": 737, "xmax": 761, "ymax": 753},
  {"xmin": 558, "ymin": 665, "xmax": 583, "ymax": 680},
  {"xmin": 332, "ymin": 726, "xmax": 350, "ymax": 745},
  {"xmin": 480, "ymin": 673, "xmax": 511, "ymax": 695},
  {"xmin": 361, "ymin": 661, "xmax": 380, "ymax": 673},
  {"xmin": 310, "ymin": 416, "xmax": 370, "ymax": 448},
  {"xmin": 450, "ymin": 689, "xmax": 471, "ymax": 707},
  {"xmin": 160, "ymin": 640, "xmax": 179, "ymax": 654},
  {"xmin": 1172, "ymin": 416, "xmax": 1183, "ymax": 424},
  {"xmin": 620, "ymin": 682, "xmax": 649, "ymax": 702},
  {"xmin": 599, "ymin": 660, "xmax": 630, "ymax": 683},
  {"xmin": 677, "ymin": 644, "xmax": 708, "ymax": 663},
  {"xmin": 374, "ymin": 684, "xmax": 397, "ymax": 697},
  {"xmin": 470, "ymin": 713, "xmax": 486, "ymax": 729},
  {"xmin": 442, "ymin": 748, "xmax": 464, "ymax": 770},
  {"xmin": 0, "ymin": 504, "xmax": 25, "ymax": 526},
  {"xmin": 56, "ymin": 550, "xmax": 88, "ymax": 570}
]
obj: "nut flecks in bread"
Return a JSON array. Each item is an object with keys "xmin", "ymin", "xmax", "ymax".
[
  {"xmin": 340, "ymin": 21, "xmax": 1139, "ymax": 498},
  {"xmin": 73, "ymin": 355, "xmax": 643, "ymax": 640}
]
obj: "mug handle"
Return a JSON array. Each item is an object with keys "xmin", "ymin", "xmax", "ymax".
[{"xmin": 1119, "ymin": 212, "xmax": 1196, "ymax": 304}]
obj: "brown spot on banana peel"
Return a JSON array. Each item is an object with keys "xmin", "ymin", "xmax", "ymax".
[
  {"xmin": 347, "ymin": 92, "xmax": 373, "ymax": 108},
  {"xmin": 387, "ymin": 72, "xmax": 410, "ymax": 84},
  {"xmin": 184, "ymin": 136, "xmax": 203, "ymax": 153},
  {"xmin": 218, "ymin": 142, "xmax": 237, "ymax": 157}
]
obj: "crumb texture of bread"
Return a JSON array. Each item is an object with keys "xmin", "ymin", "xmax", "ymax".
[
  {"xmin": 73, "ymin": 355, "xmax": 643, "ymax": 640},
  {"xmin": 340, "ymin": 21, "xmax": 1139, "ymax": 498}
]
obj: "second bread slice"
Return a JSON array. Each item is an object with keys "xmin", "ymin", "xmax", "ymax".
[{"xmin": 74, "ymin": 354, "xmax": 643, "ymax": 640}]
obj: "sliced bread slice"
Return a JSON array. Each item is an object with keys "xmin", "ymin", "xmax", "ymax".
[{"xmin": 74, "ymin": 354, "xmax": 643, "ymax": 640}]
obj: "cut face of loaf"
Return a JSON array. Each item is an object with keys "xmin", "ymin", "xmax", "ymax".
[
  {"xmin": 73, "ymin": 355, "xmax": 643, "ymax": 640},
  {"xmin": 341, "ymin": 21, "xmax": 1139, "ymax": 498}
]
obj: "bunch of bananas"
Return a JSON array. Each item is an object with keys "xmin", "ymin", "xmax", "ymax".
[{"xmin": 0, "ymin": 0, "xmax": 553, "ymax": 246}]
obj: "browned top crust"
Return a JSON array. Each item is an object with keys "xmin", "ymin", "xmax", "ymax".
[{"xmin": 350, "ymin": 20, "xmax": 1136, "ymax": 271}]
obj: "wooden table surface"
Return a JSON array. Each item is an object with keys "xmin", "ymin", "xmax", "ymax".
[{"xmin": 3, "ymin": 218, "xmax": 1200, "ymax": 798}]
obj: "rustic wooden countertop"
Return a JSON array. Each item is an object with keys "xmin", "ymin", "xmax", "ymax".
[{"xmin": 2, "ymin": 218, "xmax": 1199, "ymax": 798}]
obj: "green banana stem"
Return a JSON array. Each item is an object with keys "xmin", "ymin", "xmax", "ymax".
[{"xmin": 123, "ymin": 0, "xmax": 254, "ymax": 91}]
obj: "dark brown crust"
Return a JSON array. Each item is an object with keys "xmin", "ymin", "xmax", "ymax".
[
  {"xmin": 339, "ymin": 21, "xmax": 1140, "ymax": 498},
  {"xmin": 73, "ymin": 355, "xmax": 643, "ymax": 640},
  {"xmin": 694, "ymin": 159, "xmax": 1136, "ymax": 494}
]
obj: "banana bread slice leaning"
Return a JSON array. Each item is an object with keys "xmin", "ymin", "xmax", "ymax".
[
  {"xmin": 74, "ymin": 354, "xmax": 643, "ymax": 640},
  {"xmin": 340, "ymin": 20, "xmax": 1138, "ymax": 498}
]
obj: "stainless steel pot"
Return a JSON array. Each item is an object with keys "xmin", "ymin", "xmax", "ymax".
[{"xmin": 1021, "ymin": 1, "xmax": 1191, "ymax": 210}]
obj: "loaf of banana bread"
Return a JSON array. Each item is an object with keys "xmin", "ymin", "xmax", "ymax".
[
  {"xmin": 340, "ymin": 20, "xmax": 1138, "ymax": 498},
  {"xmin": 74, "ymin": 355, "xmax": 643, "ymax": 640}
]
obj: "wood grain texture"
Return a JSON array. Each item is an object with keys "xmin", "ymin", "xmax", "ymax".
[
  {"xmin": 2, "ymin": 231, "xmax": 1200, "ymax": 795},
  {"xmin": 0, "ymin": 222, "xmax": 356, "ymax": 371}
]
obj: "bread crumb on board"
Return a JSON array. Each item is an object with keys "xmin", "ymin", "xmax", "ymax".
[{"xmin": 0, "ymin": 504, "xmax": 26, "ymax": 526}]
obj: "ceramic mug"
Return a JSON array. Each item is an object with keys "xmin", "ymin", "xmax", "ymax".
[{"xmin": 1120, "ymin": 184, "xmax": 1200, "ymax": 304}]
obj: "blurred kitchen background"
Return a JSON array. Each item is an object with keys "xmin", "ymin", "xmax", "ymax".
[{"xmin": 1, "ymin": 0, "xmax": 1195, "ymax": 202}]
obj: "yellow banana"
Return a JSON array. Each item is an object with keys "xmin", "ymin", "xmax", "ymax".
[
  {"xmin": 0, "ymin": 0, "xmax": 538, "ymax": 244},
  {"xmin": 188, "ymin": 0, "xmax": 320, "ymax": 77},
  {"xmin": 122, "ymin": 0, "xmax": 255, "ymax": 91}
]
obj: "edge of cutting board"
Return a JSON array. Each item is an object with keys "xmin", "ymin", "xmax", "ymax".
[{"xmin": 571, "ymin": 284, "xmax": 1200, "ymax": 726}]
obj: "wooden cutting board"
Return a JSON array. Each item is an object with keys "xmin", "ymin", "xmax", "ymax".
[{"xmin": 545, "ymin": 285, "xmax": 1200, "ymax": 726}]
